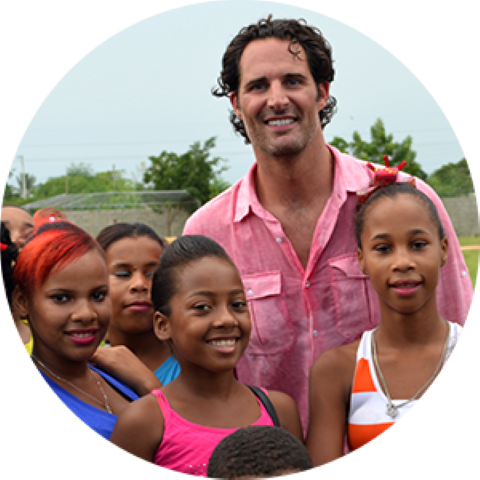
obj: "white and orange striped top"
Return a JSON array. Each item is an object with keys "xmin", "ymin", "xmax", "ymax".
[{"xmin": 348, "ymin": 322, "xmax": 462, "ymax": 451}]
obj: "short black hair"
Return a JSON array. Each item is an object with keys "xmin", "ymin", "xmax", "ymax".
[
  {"xmin": 355, "ymin": 183, "xmax": 445, "ymax": 248},
  {"xmin": 96, "ymin": 222, "xmax": 166, "ymax": 251},
  {"xmin": 207, "ymin": 426, "xmax": 312, "ymax": 478}
]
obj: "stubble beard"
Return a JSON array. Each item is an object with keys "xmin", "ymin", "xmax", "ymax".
[{"xmin": 249, "ymin": 120, "xmax": 320, "ymax": 160}]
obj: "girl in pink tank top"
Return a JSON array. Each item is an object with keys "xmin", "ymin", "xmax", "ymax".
[{"xmin": 110, "ymin": 235, "xmax": 303, "ymax": 476}]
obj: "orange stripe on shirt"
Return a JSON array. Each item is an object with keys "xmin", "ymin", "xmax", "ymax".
[
  {"xmin": 351, "ymin": 358, "xmax": 376, "ymax": 393},
  {"xmin": 348, "ymin": 422, "xmax": 394, "ymax": 450}
]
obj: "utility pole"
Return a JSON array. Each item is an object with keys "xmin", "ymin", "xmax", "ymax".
[
  {"xmin": 18, "ymin": 155, "xmax": 27, "ymax": 198},
  {"xmin": 112, "ymin": 164, "xmax": 117, "ymax": 191}
]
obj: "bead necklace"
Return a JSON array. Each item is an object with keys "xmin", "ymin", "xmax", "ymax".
[
  {"xmin": 32, "ymin": 355, "xmax": 113, "ymax": 414},
  {"xmin": 371, "ymin": 322, "xmax": 450, "ymax": 419}
]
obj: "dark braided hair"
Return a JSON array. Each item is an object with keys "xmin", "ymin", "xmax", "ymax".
[{"xmin": 0, "ymin": 220, "xmax": 18, "ymax": 307}]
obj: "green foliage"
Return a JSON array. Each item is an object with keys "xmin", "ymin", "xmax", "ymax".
[
  {"xmin": 330, "ymin": 118, "xmax": 427, "ymax": 180},
  {"xmin": 427, "ymin": 159, "xmax": 473, "ymax": 197},
  {"xmin": 143, "ymin": 137, "xmax": 229, "ymax": 206},
  {"xmin": 12, "ymin": 172, "xmax": 37, "ymax": 198},
  {"xmin": 2, "ymin": 183, "xmax": 16, "ymax": 201},
  {"xmin": 32, "ymin": 162, "xmax": 136, "ymax": 200},
  {"xmin": 209, "ymin": 176, "xmax": 231, "ymax": 200}
]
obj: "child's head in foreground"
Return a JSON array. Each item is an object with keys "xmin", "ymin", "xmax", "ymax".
[{"xmin": 207, "ymin": 426, "xmax": 313, "ymax": 479}]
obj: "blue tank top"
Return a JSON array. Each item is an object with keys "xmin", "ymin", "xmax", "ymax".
[
  {"xmin": 153, "ymin": 355, "xmax": 181, "ymax": 385},
  {"xmin": 38, "ymin": 365, "xmax": 139, "ymax": 440}
]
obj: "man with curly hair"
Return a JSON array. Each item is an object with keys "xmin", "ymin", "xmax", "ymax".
[{"xmin": 183, "ymin": 16, "xmax": 472, "ymax": 432}]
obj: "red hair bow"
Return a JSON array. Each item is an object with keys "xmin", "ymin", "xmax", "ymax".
[
  {"xmin": 356, "ymin": 155, "xmax": 416, "ymax": 207},
  {"xmin": 0, "ymin": 243, "xmax": 8, "ymax": 252}
]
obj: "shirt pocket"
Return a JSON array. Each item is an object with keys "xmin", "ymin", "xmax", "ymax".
[
  {"xmin": 242, "ymin": 271, "xmax": 295, "ymax": 355},
  {"xmin": 328, "ymin": 253, "xmax": 380, "ymax": 342}
]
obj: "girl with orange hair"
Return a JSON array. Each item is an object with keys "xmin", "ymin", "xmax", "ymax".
[{"xmin": 12, "ymin": 219, "xmax": 161, "ymax": 439}]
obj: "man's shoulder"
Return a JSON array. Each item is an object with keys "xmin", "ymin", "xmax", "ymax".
[
  {"xmin": 183, "ymin": 178, "xmax": 243, "ymax": 235},
  {"xmin": 331, "ymin": 147, "xmax": 441, "ymax": 203}
]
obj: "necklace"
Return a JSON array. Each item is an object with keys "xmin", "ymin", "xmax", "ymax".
[
  {"xmin": 371, "ymin": 322, "xmax": 450, "ymax": 419},
  {"xmin": 32, "ymin": 355, "xmax": 113, "ymax": 414}
]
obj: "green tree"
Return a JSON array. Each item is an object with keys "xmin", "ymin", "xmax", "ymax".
[
  {"xmin": 143, "ymin": 137, "xmax": 229, "ymax": 206},
  {"xmin": 33, "ymin": 163, "xmax": 135, "ymax": 199},
  {"xmin": 2, "ymin": 182, "xmax": 15, "ymax": 202},
  {"xmin": 14, "ymin": 172, "xmax": 37, "ymax": 198},
  {"xmin": 209, "ymin": 176, "xmax": 231, "ymax": 199},
  {"xmin": 330, "ymin": 118, "xmax": 427, "ymax": 180},
  {"xmin": 3, "ymin": 170, "xmax": 20, "ymax": 202},
  {"xmin": 427, "ymin": 159, "xmax": 473, "ymax": 197}
]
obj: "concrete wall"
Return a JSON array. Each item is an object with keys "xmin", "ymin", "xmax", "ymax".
[
  {"xmin": 441, "ymin": 194, "xmax": 479, "ymax": 237},
  {"xmin": 64, "ymin": 207, "xmax": 190, "ymax": 239},
  {"xmin": 64, "ymin": 194, "xmax": 480, "ymax": 239}
]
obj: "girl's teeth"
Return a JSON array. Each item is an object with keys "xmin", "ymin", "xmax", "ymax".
[{"xmin": 210, "ymin": 339, "xmax": 236, "ymax": 347}]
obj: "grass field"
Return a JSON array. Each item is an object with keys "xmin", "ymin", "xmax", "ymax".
[
  {"xmin": 458, "ymin": 236, "xmax": 479, "ymax": 288},
  {"xmin": 458, "ymin": 236, "xmax": 480, "ymax": 247}
]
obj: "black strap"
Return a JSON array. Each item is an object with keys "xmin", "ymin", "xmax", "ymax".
[{"xmin": 247, "ymin": 385, "xmax": 281, "ymax": 427}]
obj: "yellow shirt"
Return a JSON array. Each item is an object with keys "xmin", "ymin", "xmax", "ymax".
[{"xmin": 21, "ymin": 319, "xmax": 33, "ymax": 356}]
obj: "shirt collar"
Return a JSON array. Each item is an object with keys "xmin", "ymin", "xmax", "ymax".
[
  {"xmin": 328, "ymin": 144, "xmax": 372, "ymax": 194},
  {"xmin": 234, "ymin": 162, "xmax": 260, "ymax": 223},
  {"xmin": 233, "ymin": 145, "xmax": 372, "ymax": 223}
]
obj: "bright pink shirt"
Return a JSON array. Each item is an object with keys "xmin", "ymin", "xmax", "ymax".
[
  {"xmin": 183, "ymin": 145, "xmax": 473, "ymax": 432},
  {"xmin": 152, "ymin": 389, "xmax": 274, "ymax": 476}
]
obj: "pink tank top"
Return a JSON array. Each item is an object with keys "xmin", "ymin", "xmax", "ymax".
[{"xmin": 152, "ymin": 388, "xmax": 275, "ymax": 476}]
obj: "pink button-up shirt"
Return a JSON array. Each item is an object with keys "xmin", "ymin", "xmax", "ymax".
[{"xmin": 183, "ymin": 146, "xmax": 473, "ymax": 431}]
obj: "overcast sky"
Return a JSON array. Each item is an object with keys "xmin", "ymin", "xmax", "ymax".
[{"xmin": 5, "ymin": 0, "xmax": 474, "ymax": 189}]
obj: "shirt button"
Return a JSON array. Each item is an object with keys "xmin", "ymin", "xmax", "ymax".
[
  {"xmin": 313, "ymin": 330, "xmax": 318, "ymax": 338},
  {"xmin": 247, "ymin": 289, "xmax": 253, "ymax": 296},
  {"xmin": 462, "ymin": 271, "xmax": 467, "ymax": 278},
  {"xmin": 305, "ymin": 281, "xmax": 311, "ymax": 288},
  {"xmin": 276, "ymin": 237, "xmax": 283, "ymax": 243}
]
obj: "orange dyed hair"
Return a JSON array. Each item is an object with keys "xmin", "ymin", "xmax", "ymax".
[{"xmin": 14, "ymin": 220, "xmax": 104, "ymax": 296}]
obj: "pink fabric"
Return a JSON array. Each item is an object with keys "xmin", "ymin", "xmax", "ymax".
[
  {"xmin": 183, "ymin": 145, "xmax": 473, "ymax": 432},
  {"xmin": 152, "ymin": 388, "xmax": 275, "ymax": 476}
]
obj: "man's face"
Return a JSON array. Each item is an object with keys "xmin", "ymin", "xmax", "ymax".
[
  {"xmin": 230, "ymin": 37, "xmax": 329, "ymax": 159},
  {"xmin": 1, "ymin": 206, "xmax": 34, "ymax": 251}
]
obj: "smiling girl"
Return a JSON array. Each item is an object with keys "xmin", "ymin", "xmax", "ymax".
[
  {"xmin": 305, "ymin": 161, "xmax": 464, "ymax": 466},
  {"xmin": 13, "ymin": 220, "xmax": 160, "ymax": 439},
  {"xmin": 94, "ymin": 222, "xmax": 180, "ymax": 385},
  {"xmin": 110, "ymin": 235, "xmax": 302, "ymax": 476}
]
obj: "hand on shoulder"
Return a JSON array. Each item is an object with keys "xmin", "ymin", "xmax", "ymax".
[{"xmin": 90, "ymin": 346, "xmax": 162, "ymax": 395}]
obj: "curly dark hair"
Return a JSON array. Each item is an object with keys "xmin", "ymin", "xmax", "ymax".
[
  {"xmin": 212, "ymin": 15, "xmax": 337, "ymax": 143},
  {"xmin": 207, "ymin": 425, "xmax": 313, "ymax": 478}
]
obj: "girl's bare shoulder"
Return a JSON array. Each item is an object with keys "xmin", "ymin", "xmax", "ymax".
[
  {"xmin": 110, "ymin": 392, "xmax": 165, "ymax": 461},
  {"xmin": 310, "ymin": 340, "xmax": 359, "ymax": 384},
  {"xmin": 114, "ymin": 391, "xmax": 164, "ymax": 432}
]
